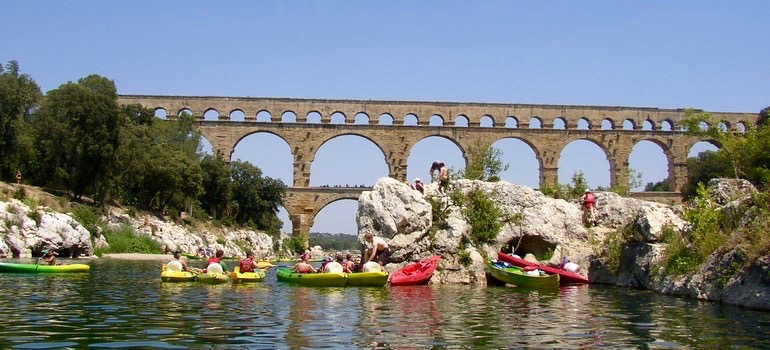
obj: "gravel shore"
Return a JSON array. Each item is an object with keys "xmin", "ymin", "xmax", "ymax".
[{"xmin": 101, "ymin": 253, "xmax": 172, "ymax": 261}]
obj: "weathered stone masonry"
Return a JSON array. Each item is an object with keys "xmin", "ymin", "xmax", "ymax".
[{"xmin": 117, "ymin": 95, "xmax": 754, "ymax": 241}]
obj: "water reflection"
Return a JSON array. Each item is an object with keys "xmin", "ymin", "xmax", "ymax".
[{"xmin": 0, "ymin": 259, "xmax": 767, "ymax": 348}]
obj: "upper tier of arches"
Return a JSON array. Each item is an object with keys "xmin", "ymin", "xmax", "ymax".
[{"xmin": 120, "ymin": 95, "xmax": 752, "ymax": 132}]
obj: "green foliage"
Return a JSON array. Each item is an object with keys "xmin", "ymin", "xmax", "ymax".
[
  {"xmin": 462, "ymin": 188, "xmax": 502, "ymax": 246},
  {"xmin": 71, "ymin": 205, "xmax": 101, "ymax": 236},
  {"xmin": 458, "ymin": 249, "xmax": 472, "ymax": 267},
  {"xmin": 27, "ymin": 210, "xmax": 40, "ymax": 227},
  {"xmin": 0, "ymin": 60, "xmax": 41, "ymax": 181},
  {"xmin": 31, "ymin": 75, "xmax": 126, "ymax": 203},
  {"xmin": 96, "ymin": 224, "xmax": 163, "ymax": 254},
  {"xmin": 21, "ymin": 196, "xmax": 38, "ymax": 209},
  {"xmin": 309, "ymin": 233, "xmax": 360, "ymax": 251},
  {"xmin": 229, "ymin": 161, "xmax": 286, "ymax": 234},
  {"xmin": 628, "ymin": 168, "xmax": 643, "ymax": 190},
  {"xmin": 457, "ymin": 142, "xmax": 509, "ymax": 182},
  {"xmin": 540, "ymin": 172, "xmax": 589, "ymax": 200},
  {"xmin": 682, "ymin": 150, "xmax": 732, "ymax": 199},
  {"xmin": 661, "ymin": 184, "xmax": 728, "ymax": 275},
  {"xmin": 644, "ymin": 178, "xmax": 670, "ymax": 192},
  {"xmin": 535, "ymin": 247, "xmax": 554, "ymax": 262},
  {"xmin": 13, "ymin": 187, "xmax": 26, "ymax": 201},
  {"xmin": 284, "ymin": 235, "xmax": 306, "ymax": 255}
]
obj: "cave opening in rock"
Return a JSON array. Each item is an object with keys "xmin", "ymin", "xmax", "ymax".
[{"xmin": 503, "ymin": 236, "xmax": 556, "ymax": 260}]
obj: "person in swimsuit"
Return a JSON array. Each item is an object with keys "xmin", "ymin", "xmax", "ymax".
[{"xmin": 291, "ymin": 254, "xmax": 317, "ymax": 274}]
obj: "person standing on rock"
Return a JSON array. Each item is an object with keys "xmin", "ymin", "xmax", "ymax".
[
  {"xmin": 429, "ymin": 161, "xmax": 444, "ymax": 182},
  {"xmin": 582, "ymin": 189, "xmax": 597, "ymax": 226}
]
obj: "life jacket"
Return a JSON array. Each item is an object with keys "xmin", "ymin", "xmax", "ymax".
[
  {"xmin": 583, "ymin": 193, "xmax": 595, "ymax": 207},
  {"xmin": 239, "ymin": 258, "xmax": 255, "ymax": 272},
  {"xmin": 207, "ymin": 257, "xmax": 222, "ymax": 266}
]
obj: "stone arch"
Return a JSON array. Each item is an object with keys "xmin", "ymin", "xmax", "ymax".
[
  {"xmin": 480, "ymin": 115, "xmax": 494, "ymax": 127},
  {"xmin": 688, "ymin": 140, "xmax": 720, "ymax": 157},
  {"xmin": 403, "ymin": 114, "xmax": 418, "ymax": 126},
  {"xmin": 642, "ymin": 120, "xmax": 654, "ymax": 131},
  {"xmin": 576, "ymin": 117, "xmax": 591, "ymax": 130},
  {"xmin": 623, "ymin": 119, "xmax": 635, "ymax": 130},
  {"xmin": 256, "ymin": 110, "xmax": 272, "ymax": 123},
  {"xmin": 310, "ymin": 134, "xmax": 389, "ymax": 187},
  {"xmin": 331, "ymin": 112, "xmax": 347, "ymax": 125},
  {"xmin": 528, "ymin": 117, "xmax": 542, "ymax": 129},
  {"xmin": 429, "ymin": 114, "xmax": 444, "ymax": 126},
  {"xmin": 735, "ymin": 121, "xmax": 746, "ymax": 133},
  {"xmin": 505, "ymin": 116, "xmax": 519, "ymax": 128},
  {"xmin": 281, "ymin": 111, "xmax": 297, "ymax": 123},
  {"xmin": 718, "ymin": 121, "xmax": 730, "ymax": 131},
  {"xmin": 154, "ymin": 108, "xmax": 168, "ymax": 119},
  {"xmin": 354, "ymin": 112, "xmax": 370, "ymax": 125},
  {"xmin": 553, "ymin": 117, "xmax": 567, "ymax": 129},
  {"xmin": 179, "ymin": 108, "xmax": 194, "ymax": 119},
  {"xmin": 199, "ymin": 135, "xmax": 214, "ymax": 156},
  {"xmin": 490, "ymin": 137, "xmax": 540, "ymax": 188},
  {"xmin": 601, "ymin": 118, "xmax": 614, "ymax": 130},
  {"xmin": 229, "ymin": 109, "xmax": 246, "ymax": 122},
  {"xmin": 306, "ymin": 111, "xmax": 322, "ymax": 124},
  {"xmin": 203, "ymin": 108, "xmax": 220, "ymax": 121},
  {"xmin": 629, "ymin": 139, "xmax": 672, "ymax": 191},
  {"xmin": 310, "ymin": 198, "xmax": 359, "ymax": 235},
  {"xmin": 232, "ymin": 131, "xmax": 294, "ymax": 186},
  {"xmin": 661, "ymin": 120, "xmax": 674, "ymax": 131},
  {"xmin": 455, "ymin": 115, "xmax": 469, "ymax": 127},
  {"xmin": 558, "ymin": 139, "xmax": 611, "ymax": 189},
  {"xmin": 378, "ymin": 113, "xmax": 393, "ymax": 125},
  {"xmin": 406, "ymin": 135, "xmax": 466, "ymax": 183}
]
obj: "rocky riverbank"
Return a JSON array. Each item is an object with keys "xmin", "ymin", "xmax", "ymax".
[{"xmin": 1, "ymin": 178, "xmax": 767, "ymax": 310}]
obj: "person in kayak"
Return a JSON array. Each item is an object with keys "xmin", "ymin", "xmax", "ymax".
[
  {"xmin": 365, "ymin": 233, "xmax": 390, "ymax": 266},
  {"xmin": 291, "ymin": 254, "xmax": 317, "ymax": 274},
  {"xmin": 41, "ymin": 249, "xmax": 57, "ymax": 265},
  {"xmin": 239, "ymin": 250, "xmax": 258, "ymax": 272},
  {"xmin": 172, "ymin": 251, "xmax": 192, "ymax": 272},
  {"xmin": 207, "ymin": 249, "xmax": 228, "ymax": 272}
]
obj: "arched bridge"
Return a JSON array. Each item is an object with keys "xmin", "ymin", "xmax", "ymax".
[{"xmin": 117, "ymin": 95, "xmax": 755, "ymax": 240}]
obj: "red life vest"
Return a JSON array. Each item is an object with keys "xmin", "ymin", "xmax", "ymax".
[
  {"xmin": 207, "ymin": 257, "xmax": 221, "ymax": 265},
  {"xmin": 583, "ymin": 193, "xmax": 595, "ymax": 207},
  {"xmin": 239, "ymin": 258, "xmax": 255, "ymax": 272}
]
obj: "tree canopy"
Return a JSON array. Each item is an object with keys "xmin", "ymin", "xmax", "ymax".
[{"xmin": 0, "ymin": 60, "xmax": 286, "ymax": 235}]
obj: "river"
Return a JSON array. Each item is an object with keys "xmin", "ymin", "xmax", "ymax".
[{"xmin": 0, "ymin": 259, "xmax": 767, "ymax": 349}]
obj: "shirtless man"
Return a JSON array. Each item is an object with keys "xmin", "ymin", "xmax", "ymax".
[{"xmin": 364, "ymin": 233, "xmax": 390, "ymax": 266}]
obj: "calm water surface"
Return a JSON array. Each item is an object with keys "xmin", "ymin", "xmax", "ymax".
[{"xmin": 0, "ymin": 259, "xmax": 767, "ymax": 349}]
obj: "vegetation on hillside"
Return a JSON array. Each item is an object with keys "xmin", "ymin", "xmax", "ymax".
[{"xmin": 0, "ymin": 60, "xmax": 286, "ymax": 239}]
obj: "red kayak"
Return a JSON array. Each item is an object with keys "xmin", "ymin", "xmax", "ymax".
[
  {"xmin": 389, "ymin": 255, "xmax": 441, "ymax": 286},
  {"xmin": 497, "ymin": 252, "xmax": 588, "ymax": 285}
]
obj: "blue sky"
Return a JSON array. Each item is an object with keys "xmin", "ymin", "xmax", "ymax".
[{"xmin": 3, "ymin": 1, "xmax": 768, "ymax": 235}]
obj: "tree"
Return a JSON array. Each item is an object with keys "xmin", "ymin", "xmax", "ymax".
[
  {"xmin": 230, "ymin": 161, "xmax": 286, "ymax": 235},
  {"xmin": 644, "ymin": 178, "xmax": 670, "ymax": 192},
  {"xmin": 459, "ymin": 142, "xmax": 509, "ymax": 182},
  {"xmin": 199, "ymin": 154, "xmax": 232, "ymax": 220},
  {"xmin": 31, "ymin": 74, "xmax": 126, "ymax": 201},
  {"xmin": 0, "ymin": 60, "xmax": 41, "ymax": 181}
]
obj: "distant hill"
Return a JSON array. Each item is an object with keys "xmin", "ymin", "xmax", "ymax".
[{"xmin": 309, "ymin": 232, "xmax": 360, "ymax": 251}]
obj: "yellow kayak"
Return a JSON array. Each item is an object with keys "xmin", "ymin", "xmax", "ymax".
[
  {"xmin": 161, "ymin": 261, "xmax": 196, "ymax": 282},
  {"xmin": 228, "ymin": 266, "xmax": 266, "ymax": 283}
]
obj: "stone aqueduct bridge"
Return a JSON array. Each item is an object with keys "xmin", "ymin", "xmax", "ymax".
[{"xmin": 117, "ymin": 95, "xmax": 753, "ymax": 239}]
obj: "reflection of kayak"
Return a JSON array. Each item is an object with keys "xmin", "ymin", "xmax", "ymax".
[
  {"xmin": 497, "ymin": 252, "xmax": 589, "ymax": 285},
  {"xmin": 390, "ymin": 255, "xmax": 440, "ymax": 286},
  {"xmin": 486, "ymin": 260, "xmax": 559, "ymax": 290},
  {"xmin": 276, "ymin": 267, "xmax": 347, "ymax": 287},
  {"xmin": 228, "ymin": 267, "xmax": 266, "ymax": 283},
  {"xmin": 0, "ymin": 262, "xmax": 90, "ymax": 273},
  {"xmin": 160, "ymin": 261, "xmax": 196, "ymax": 282}
]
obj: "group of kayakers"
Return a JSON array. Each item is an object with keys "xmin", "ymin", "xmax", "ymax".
[{"xmin": 171, "ymin": 248, "xmax": 229, "ymax": 273}]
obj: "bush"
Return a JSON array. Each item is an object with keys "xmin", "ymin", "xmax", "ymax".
[
  {"xmin": 97, "ymin": 224, "xmax": 163, "ymax": 254},
  {"xmin": 71, "ymin": 205, "xmax": 100, "ymax": 236},
  {"xmin": 284, "ymin": 235, "xmax": 306, "ymax": 256},
  {"xmin": 463, "ymin": 188, "xmax": 502, "ymax": 246}
]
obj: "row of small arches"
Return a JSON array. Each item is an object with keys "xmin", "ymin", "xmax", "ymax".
[{"xmin": 154, "ymin": 108, "xmax": 748, "ymax": 132}]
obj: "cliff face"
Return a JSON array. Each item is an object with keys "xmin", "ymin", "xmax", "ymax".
[
  {"xmin": 357, "ymin": 177, "xmax": 769, "ymax": 310},
  {"xmin": 0, "ymin": 185, "xmax": 275, "ymax": 259}
]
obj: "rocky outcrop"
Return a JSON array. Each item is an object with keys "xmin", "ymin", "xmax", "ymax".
[
  {"xmin": 0, "ymin": 193, "xmax": 275, "ymax": 260},
  {"xmin": 0, "ymin": 199, "xmax": 93, "ymax": 258}
]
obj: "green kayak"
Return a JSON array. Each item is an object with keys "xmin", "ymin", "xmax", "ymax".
[
  {"xmin": 276, "ymin": 267, "xmax": 347, "ymax": 287},
  {"xmin": 486, "ymin": 260, "xmax": 559, "ymax": 290},
  {"xmin": 0, "ymin": 262, "xmax": 90, "ymax": 273}
]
